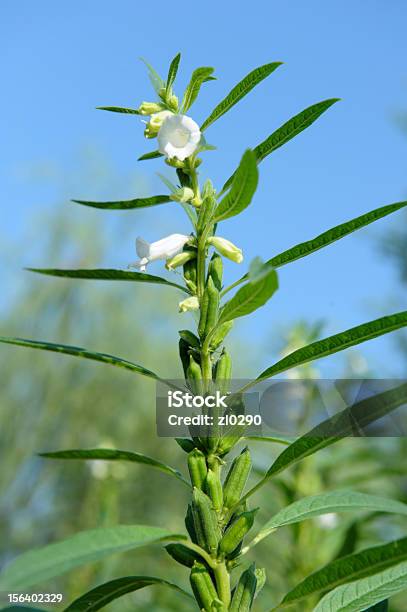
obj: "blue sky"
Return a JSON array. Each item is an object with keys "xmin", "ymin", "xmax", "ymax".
[{"xmin": 1, "ymin": 0, "xmax": 406, "ymax": 377}]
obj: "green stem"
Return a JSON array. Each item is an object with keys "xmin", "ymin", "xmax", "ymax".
[{"xmin": 214, "ymin": 561, "xmax": 231, "ymax": 607}]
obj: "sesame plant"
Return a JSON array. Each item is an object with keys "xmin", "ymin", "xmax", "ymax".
[{"xmin": 1, "ymin": 55, "xmax": 407, "ymax": 612}]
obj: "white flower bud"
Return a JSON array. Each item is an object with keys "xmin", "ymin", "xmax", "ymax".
[
  {"xmin": 170, "ymin": 187, "xmax": 195, "ymax": 203},
  {"xmin": 178, "ymin": 296, "xmax": 199, "ymax": 313},
  {"xmin": 157, "ymin": 114, "xmax": 201, "ymax": 161},
  {"xmin": 130, "ymin": 233, "xmax": 190, "ymax": 272},
  {"xmin": 207, "ymin": 236, "xmax": 243, "ymax": 264}
]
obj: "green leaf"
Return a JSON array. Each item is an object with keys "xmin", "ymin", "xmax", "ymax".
[
  {"xmin": 230, "ymin": 201, "xmax": 407, "ymax": 288},
  {"xmin": 248, "ymin": 492, "xmax": 407, "ymax": 550},
  {"xmin": 222, "ymin": 98, "xmax": 339, "ymax": 190},
  {"xmin": 96, "ymin": 106, "xmax": 140, "ymax": 115},
  {"xmin": 39, "ymin": 448, "xmax": 190, "ymax": 486},
  {"xmin": 166, "ymin": 53, "xmax": 181, "ymax": 91},
  {"xmin": 214, "ymin": 150, "xmax": 258, "ymax": 222},
  {"xmin": 367, "ymin": 602, "xmax": 388, "ymax": 611},
  {"xmin": 314, "ymin": 563, "xmax": 407, "ymax": 612},
  {"xmin": 138, "ymin": 150, "xmax": 163, "ymax": 161},
  {"xmin": 0, "ymin": 337, "xmax": 161, "ymax": 381},
  {"xmin": 64, "ymin": 575, "xmax": 193, "ymax": 611},
  {"xmin": 140, "ymin": 58, "xmax": 165, "ymax": 95},
  {"xmin": 71, "ymin": 194, "xmax": 171, "ymax": 210},
  {"xmin": 254, "ymin": 311, "xmax": 407, "ymax": 383},
  {"xmin": 0, "ymin": 608, "xmax": 46, "ymax": 611},
  {"xmin": 26, "ymin": 268, "xmax": 190, "ymax": 293},
  {"xmin": 201, "ymin": 62, "xmax": 282, "ymax": 131},
  {"xmin": 0, "ymin": 526, "xmax": 186, "ymax": 590},
  {"xmin": 181, "ymin": 67, "xmax": 215, "ymax": 112},
  {"xmin": 219, "ymin": 267, "xmax": 278, "ymax": 324},
  {"xmin": 257, "ymin": 382, "xmax": 407, "ymax": 484},
  {"xmin": 279, "ymin": 537, "xmax": 407, "ymax": 606}
]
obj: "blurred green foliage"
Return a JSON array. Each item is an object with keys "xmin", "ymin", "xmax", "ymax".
[{"xmin": 0, "ymin": 183, "xmax": 406, "ymax": 610}]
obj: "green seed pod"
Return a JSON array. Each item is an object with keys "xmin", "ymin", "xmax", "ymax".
[
  {"xmin": 188, "ymin": 449, "xmax": 208, "ymax": 490},
  {"xmin": 229, "ymin": 563, "xmax": 257, "ymax": 612},
  {"xmin": 179, "ymin": 329, "xmax": 201, "ymax": 349},
  {"xmin": 205, "ymin": 468, "xmax": 223, "ymax": 512},
  {"xmin": 204, "ymin": 276, "xmax": 219, "ymax": 337},
  {"xmin": 209, "ymin": 321, "xmax": 234, "ymax": 351},
  {"xmin": 208, "ymin": 252, "xmax": 223, "ymax": 291},
  {"xmin": 190, "ymin": 562, "xmax": 219, "ymax": 612},
  {"xmin": 219, "ymin": 509, "xmax": 258, "ymax": 556},
  {"xmin": 198, "ymin": 288, "xmax": 210, "ymax": 338},
  {"xmin": 185, "ymin": 503, "xmax": 198, "ymax": 544},
  {"xmin": 192, "ymin": 487, "xmax": 222, "ymax": 556},
  {"xmin": 214, "ymin": 349, "xmax": 232, "ymax": 395},
  {"xmin": 165, "ymin": 543, "xmax": 201, "ymax": 568},
  {"xmin": 175, "ymin": 438, "xmax": 196, "ymax": 453},
  {"xmin": 187, "ymin": 354, "xmax": 204, "ymax": 396},
  {"xmin": 183, "ymin": 245, "xmax": 198, "ymax": 288},
  {"xmin": 197, "ymin": 195, "xmax": 216, "ymax": 232},
  {"xmin": 223, "ymin": 447, "xmax": 252, "ymax": 510}
]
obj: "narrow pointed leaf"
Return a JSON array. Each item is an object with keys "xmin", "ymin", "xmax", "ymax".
[
  {"xmin": 231, "ymin": 201, "xmax": 407, "ymax": 288},
  {"xmin": 166, "ymin": 53, "xmax": 181, "ymax": 91},
  {"xmin": 222, "ymin": 98, "xmax": 339, "ymax": 190},
  {"xmin": 244, "ymin": 435, "xmax": 293, "ymax": 446},
  {"xmin": 96, "ymin": 106, "xmax": 140, "ymax": 114},
  {"xmin": 181, "ymin": 67, "xmax": 215, "ymax": 112},
  {"xmin": 219, "ymin": 268, "xmax": 278, "ymax": 324},
  {"xmin": 279, "ymin": 537, "xmax": 407, "ymax": 606},
  {"xmin": 257, "ymin": 382, "xmax": 407, "ymax": 485},
  {"xmin": 39, "ymin": 448, "xmax": 190, "ymax": 486},
  {"xmin": 201, "ymin": 62, "xmax": 282, "ymax": 131},
  {"xmin": 255, "ymin": 311, "xmax": 407, "ymax": 383},
  {"xmin": 214, "ymin": 150, "xmax": 258, "ymax": 222},
  {"xmin": 26, "ymin": 268, "xmax": 189, "ymax": 293},
  {"xmin": 140, "ymin": 58, "xmax": 165, "ymax": 94},
  {"xmin": 138, "ymin": 150, "xmax": 163, "ymax": 161},
  {"xmin": 71, "ymin": 194, "xmax": 171, "ymax": 210},
  {"xmin": 0, "ymin": 526, "xmax": 186, "ymax": 590},
  {"xmin": 64, "ymin": 575, "xmax": 193, "ymax": 611},
  {"xmin": 0, "ymin": 337, "xmax": 161, "ymax": 380},
  {"xmin": 314, "ymin": 562, "xmax": 407, "ymax": 612},
  {"xmin": 249, "ymin": 492, "xmax": 407, "ymax": 549}
]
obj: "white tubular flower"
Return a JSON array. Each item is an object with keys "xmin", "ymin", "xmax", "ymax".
[
  {"xmin": 131, "ymin": 234, "xmax": 190, "ymax": 272},
  {"xmin": 144, "ymin": 110, "xmax": 174, "ymax": 139},
  {"xmin": 207, "ymin": 236, "xmax": 243, "ymax": 264},
  {"xmin": 178, "ymin": 296, "xmax": 199, "ymax": 313},
  {"xmin": 157, "ymin": 114, "xmax": 201, "ymax": 161}
]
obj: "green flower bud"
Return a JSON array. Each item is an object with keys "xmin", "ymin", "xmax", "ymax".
[
  {"xmin": 138, "ymin": 101, "xmax": 165, "ymax": 115},
  {"xmin": 144, "ymin": 110, "xmax": 173, "ymax": 138},
  {"xmin": 167, "ymin": 94, "xmax": 179, "ymax": 112},
  {"xmin": 207, "ymin": 236, "xmax": 243, "ymax": 264},
  {"xmin": 167, "ymin": 249, "xmax": 196, "ymax": 271},
  {"xmin": 208, "ymin": 253, "xmax": 223, "ymax": 291},
  {"xmin": 170, "ymin": 186, "xmax": 195, "ymax": 203},
  {"xmin": 179, "ymin": 296, "xmax": 199, "ymax": 313}
]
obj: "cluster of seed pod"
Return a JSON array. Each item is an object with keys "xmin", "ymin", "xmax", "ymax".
[{"xmin": 167, "ymin": 446, "xmax": 264, "ymax": 610}]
